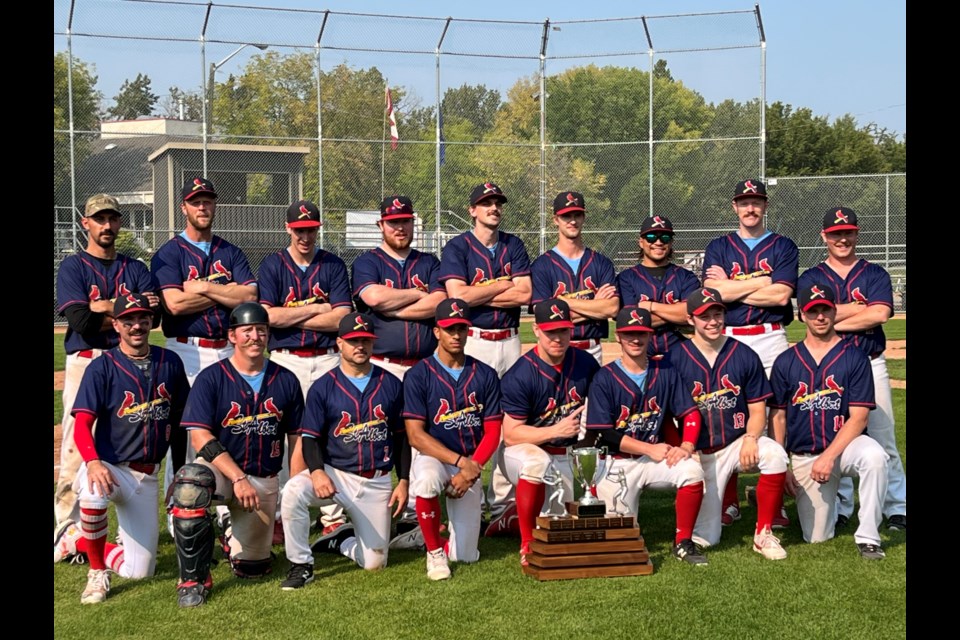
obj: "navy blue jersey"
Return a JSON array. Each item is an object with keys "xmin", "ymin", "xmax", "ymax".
[
  {"xmin": 181, "ymin": 359, "xmax": 303, "ymax": 477},
  {"xmin": 402, "ymin": 355, "xmax": 502, "ymax": 456},
  {"xmin": 615, "ymin": 263, "xmax": 700, "ymax": 355},
  {"xmin": 302, "ymin": 365, "xmax": 404, "ymax": 475},
  {"xmin": 151, "ymin": 235, "xmax": 257, "ymax": 339},
  {"xmin": 671, "ymin": 338, "xmax": 772, "ymax": 451},
  {"xmin": 438, "ymin": 230, "xmax": 531, "ymax": 329},
  {"xmin": 56, "ymin": 251, "xmax": 156, "ymax": 354},
  {"xmin": 769, "ymin": 341, "xmax": 875, "ymax": 455},
  {"xmin": 702, "ymin": 232, "xmax": 798, "ymax": 326},
  {"xmin": 530, "ymin": 247, "xmax": 616, "ymax": 342},
  {"xmin": 258, "ymin": 248, "xmax": 353, "ymax": 350},
  {"xmin": 501, "ymin": 346, "xmax": 600, "ymax": 448},
  {"xmin": 798, "ymin": 260, "xmax": 893, "ymax": 357},
  {"xmin": 72, "ymin": 346, "xmax": 189, "ymax": 465},
  {"xmin": 585, "ymin": 358, "xmax": 698, "ymax": 447},
  {"xmin": 352, "ymin": 247, "xmax": 444, "ymax": 359}
]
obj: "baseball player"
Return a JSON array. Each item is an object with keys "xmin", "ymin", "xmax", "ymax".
[
  {"xmin": 171, "ymin": 303, "xmax": 304, "ymax": 607},
  {"xmin": 351, "ymin": 195, "xmax": 447, "ymax": 549},
  {"xmin": 769, "ymin": 283, "xmax": 888, "ymax": 560},
  {"xmin": 798, "ymin": 207, "xmax": 905, "ymax": 531},
  {"xmin": 615, "ymin": 214, "xmax": 701, "ymax": 358},
  {"xmin": 279, "ymin": 313, "xmax": 409, "ymax": 589},
  {"xmin": 499, "ymin": 298, "xmax": 600, "ymax": 566},
  {"xmin": 53, "ymin": 293, "xmax": 189, "ymax": 604},
  {"xmin": 530, "ymin": 191, "xmax": 618, "ymax": 365},
  {"xmin": 403, "ymin": 298, "xmax": 503, "ymax": 580},
  {"xmin": 258, "ymin": 199, "xmax": 352, "ymax": 542},
  {"xmin": 438, "ymin": 181, "xmax": 532, "ymax": 537},
  {"xmin": 702, "ymin": 179, "xmax": 798, "ymax": 528},
  {"xmin": 54, "ymin": 193, "xmax": 159, "ymax": 533},
  {"xmin": 586, "ymin": 306, "xmax": 708, "ymax": 566},
  {"xmin": 671, "ymin": 288, "xmax": 789, "ymax": 560}
]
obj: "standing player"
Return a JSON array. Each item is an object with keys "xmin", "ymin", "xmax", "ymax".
[
  {"xmin": 351, "ymin": 195, "xmax": 447, "ymax": 548},
  {"xmin": 798, "ymin": 207, "xmax": 905, "ymax": 531},
  {"xmin": 170, "ymin": 303, "xmax": 304, "ymax": 607},
  {"xmin": 530, "ymin": 191, "xmax": 618, "ymax": 364},
  {"xmin": 403, "ymin": 299, "xmax": 503, "ymax": 580},
  {"xmin": 54, "ymin": 194, "xmax": 159, "ymax": 533},
  {"xmin": 671, "ymin": 288, "xmax": 789, "ymax": 559},
  {"xmin": 616, "ymin": 214, "xmax": 700, "ymax": 358},
  {"xmin": 279, "ymin": 314, "xmax": 409, "ymax": 589},
  {"xmin": 438, "ymin": 181, "xmax": 532, "ymax": 536},
  {"xmin": 769, "ymin": 284, "xmax": 888, "ymax": 559},
  {"xmin": 586, "ymin": 306, "xmax": 708, "ymax": 566},
  {"xmin": 53, "ymin": 293, "xmax": 189, "ymax": 604},
  {"xmin": 499, "ymin": 299, "xmax": 600, "ymax": 566},
  {"xmin": 702, "ymin": 179, "xmax": 798, "ymax": 528}
]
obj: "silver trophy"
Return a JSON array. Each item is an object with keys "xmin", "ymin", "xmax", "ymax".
[
  {"xmin": 542, "ymin": 462, "xmax": 566, "ymax": 519},
  {"xmin": 569, "ymin": 446, "xmax": 608, "ymax": 507},
  {"xmin": 606, "ymin": 468, "xmax": 629, "ymax": 515}
]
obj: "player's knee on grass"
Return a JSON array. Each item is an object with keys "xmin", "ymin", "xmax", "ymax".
[{"xmin": 231, "ymin": 556, "xmax": 273, "ymax": 578}]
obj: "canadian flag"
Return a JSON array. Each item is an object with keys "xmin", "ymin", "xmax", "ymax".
[{"xmin": 385, "ymin": 86, "xmax": 399, "ymax": 151}]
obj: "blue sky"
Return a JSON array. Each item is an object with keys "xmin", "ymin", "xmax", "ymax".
[{"xmin": 55, "ymin": 0, "xmax": 906, "ymax": 138}]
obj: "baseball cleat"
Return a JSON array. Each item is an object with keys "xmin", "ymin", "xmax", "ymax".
[
  {"xmin": 519, "ymin": 542, "xmax": 531, "ymax": 568},
  {"xmin": 753, "ymin": 527, "xmax": 787, "ymax": 560},
  {"xmin": 280, "ymin": 563, "xmax": 315, "ymax": 591},
  {"xmin": 886, "ymin": 515, "xmax": 906, "ymax": 531},
  {"xmin": 54, "ymin": 520, "xmax": 83, "ymax": 564},
  {"xmin": 673, "ymin": 539, "xmax": 709, "ymax": 566},
  {"xmin": 80, "ymin": 569, "xmax": 111, "ymax": 604},
  {"xmin": 772, "ymin": 506, "xmax": 790, "ymax": 530},
  {"xmin": 320, "ymin": 521, "xmax": 346, "ymax": 537},
  {"xmin": 720, "ymin": 504, "xmax": 741, "ymax": 527},
  {"xmin": 484, "ymin": 503, "xmax": 520, "ymax": 537},
  {"xmin": 857, "ymin": 543, "xmax": 886, "ymax": 560},
  {"xmin": 390, "ymin": 522, "xmax": 426, "ymax": 551},
  {"xmin": 426, "ymin": 548, "xmax": 451, "ymax": 581},
  {"xmin": 312, "ymin": 523, "xmax": 355, "ymax": 554},
  {"xmin": 177, "ymin": 575, "xmax": 212, "ymax": 608}
]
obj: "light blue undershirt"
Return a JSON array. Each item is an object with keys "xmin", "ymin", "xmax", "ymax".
[
  {"xmin": 179, "ymin": 232, "xmax": 211, "ymax": 255},
  {"xmin": 433, "ymin": 353, "xmax": 464, "ymax": 381},
  {"xmin": 240, "ymin": 370, "xmax": 265, "ymax": 394},
  {"xmin": 345, "ymin": 372, "xmax": 372, "ymax": 393},
  {"xmin": 614, "ymin": 359, "xmax": 647, "ymax": 389},
  {"xmin": 551, "ymin": 247, "xmax": 581, "ymax": 275},
  {"xmin": 740, "ymin": 230, "xmax": 772, "ymax": 251}
]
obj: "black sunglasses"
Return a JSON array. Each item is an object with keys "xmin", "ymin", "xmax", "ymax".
[{"xmin": 641, "ymin": 232, "xmax": 674, "ymax": 243}]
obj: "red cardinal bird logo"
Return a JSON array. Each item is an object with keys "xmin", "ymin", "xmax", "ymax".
[
  {"xmin": 212, "ymin": 260, "xmax": 231, "ymax": 280},
  {"xmin": 824, "ymin": 375, "xmax": 844, "ymax": 395},
  {"xmin": 650, "ymin": 215, "xmax": 668, "ymax": 229},
  {"xmin": 583, "ymin": 276, "xmax": 597, "ymax": 291},
  {"xmin": 187, "ymin": 265, "xmax": 200, "ymax": 281},
  {"xmin": 791, "ymin": 382, "xmax": 809, "ymax": 405},
  {"xmin": 809, "ymin": 285, "xmax": 826, "ymax": 300},
  {"xmin": 565, "ymin": 192, "xmax": 579, "ymax": 206},
  {"xmin": 118, "ymin": 283, "xmax": 131, "ymax": 297},
  {"xmin": 553, "ymin": 282, "xmax": 568, "ymax": 297},
  {"xmin": 834, "ymin": 209, "xmax": 849, "ymax": 224},
  {"xmin": 334, "ymin": 411, "xmax": 352, "ymax": 436},
  {"xmin": 384, "ymin": 279, "xmax": 395, "ymax": 288},
  {"xmin": 665, "ymin": 291, "xmax": 676, "ymax": 304},
  {"xmin": 470, "ymin": 268, "xmax": 486, "ymax": 285},
  {"xmin": 117, "ymin": 391, "xmax": 136, "ymax": 418},
  {"xmin": 311, "ymin": 283, "xmax": 327, "ymax": 302},
  {"xmin": 720, "ymin": 374, "xmax": 741, "ymax": 396},
  {"xmin": 264, "ymin": 397, "xmax": 282, "ymax": 420},
  {"xmin": 616, "ymin": 405, "xmax": 630, "ymax": 426},
  {"xmin": 221, "ymin": 402, "xmax": 242, "ymax": 427},
  {"xmin": 411, "ymin": 274, "xmax": 428, "ymax": 291},
  {"xmin": 568, "ymin": 387, "xmax": 583, "ymax": 404},
  {"xmin": 373, "ymin": 404, "xmax": 387, "ymax": 421},
  {"xmin": 549, "ymin": 304, "xmax": 564, "ymax": 319},
  {"xmin": 88, "ymin": 285, "xmax": 102, "ymax": 301},
  {"xmin": 851, "ymin": 287, "xmax": 868, "ymax": 303},
  {"xmin": 646, "ymin": 397, "xmax": 661, "ymax": 413},
  {"xmin": 284, "ymin": 287, "xmax": 297, "ymax": 305},
  {"xmin": 434, "ymin": 398, "xmax": 451, "ymax": 424},
  {"xmin": 730, "ymin": 262, "xmax": 743, "ymax": 277},
  {"xmin": 298, "ymin": 204, "xmax": 311, "ymax": 219},
  {"xmin": 156, "ymin": 383, "xmax": 170, "ymax": 400},
  {"xmin": 691, "ymin": 381, "xmax": 705, "ymax": 399},
  {"xmin": 759, "ymin": 258, "xmax": 772, "ymax": 272}
]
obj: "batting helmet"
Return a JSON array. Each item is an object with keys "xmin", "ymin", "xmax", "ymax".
[{"xmin": 230, "ymin": 302, "xmax": 269, "ymax": 328}]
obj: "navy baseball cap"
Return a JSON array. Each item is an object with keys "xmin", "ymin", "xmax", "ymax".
[
  {"xmin": 339, "ymin": 313, "xmax": 378, "ymax": 340},
  {"xmin": 114, "ymin": 293, "xmax": 152, "ymax": 319},
  {"xmin": 182, "ymin": 177, "xmax": 218, "ymax": 201},
  {"xmin": 686, "ymin": 287, "xmax": 726, "ymax": 316},
  {"xmin": 797, "ymin": 283, "xmax": 837, "ymax": 313},
  {"xmin": 84, "ymin": 194, "xmax": 121, "ymax": 217},
  {"xmin": 822, "ymin": 207, "xmax": 859, "ymax": 232},
  {"xmin": 470, "ymin": 182, "xmax": 508, "ymax": 206},
  {"xmin": 436, "ymin": 298, "xmax": 472, "ymax": 328},
  {"xmin": 379, "ymin": 195, "xmax": 415, "ymax": 221},
  {"xmin": 732, "ymin": 179, "xmax": 767, "ymax": 201},
  {"xmin": 615, "ymin": 306, "xmax": 654, "ymax": 333},
  {"xmin": 553, "ymin": 191, "xmax": 586, "ymax": 216},
  {"xmin": 287, "ymin": 200, "xmax": 322, "ymax": 229},
  {"xmin": 640, "ymin": 214, "xmax": 674, "ymax": 234},
  {"xmin": 534, "ymin": 298, "xmax": 574, "ymax": 331}
]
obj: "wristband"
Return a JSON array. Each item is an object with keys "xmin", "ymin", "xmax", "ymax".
[
  {"xmin": 233, "ymin": 475, "xmax": 248, "ymax": 485},
  {"xmin": 743, "ymin": 434, "xmax": 758, "ymax": 440}
]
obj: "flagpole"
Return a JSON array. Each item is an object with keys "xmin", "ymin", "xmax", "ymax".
[{"xmin": 381, "ymin": 81, "xmax": 387, "ymax": 200}]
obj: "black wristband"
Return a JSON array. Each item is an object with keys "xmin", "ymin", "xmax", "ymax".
[
  {"xmin": 301, "ymin": 435, "xmax": 326, "ymax": 473},
  {"xmin": 197, "ymin": 438, "xmax": 227, "ymax": 463}
]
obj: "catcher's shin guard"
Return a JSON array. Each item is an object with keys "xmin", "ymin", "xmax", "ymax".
[{"xmin": 171, "ymin": 464, "xmax": 216, "ymax": 602}]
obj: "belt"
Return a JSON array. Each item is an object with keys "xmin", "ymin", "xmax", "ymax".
[
  {"xmin": 276, "ymin": 346, "xmax": 339, "ymax": 357},
  {"xmin": 726, "ymin": 322, "xmax": 783, "ymax": 336},
  {"xmin": 74, "ymin": 350, "xmax": 95, "ymax": 359},
  {"xmin": 468, "ymin": 327, "xmax": 518, "ymax": 341},
  {"xmin": 177, "ymin": 336, "xmax": 229, "ymax": 349},
  {"xmin": 870, "ymin": 351, "xmax": 884, "ymax": 360},
  {"xmin": 352, "ymin": 469, "xmax": 388, "ymax": 479},
  {"xmin": 370, "ymin": 355, "xmax": 419, "ymax": 367},
  {"xmin": 541, "ymin": 445, "xmax": 569, "ymax": 455},
  {"xmin": 125, "ymin": 462, "xmax": 158, "ymax": 474},
  {"xmin": 569, "ymin": 338, "xmax": 601, "ymax": 350}
]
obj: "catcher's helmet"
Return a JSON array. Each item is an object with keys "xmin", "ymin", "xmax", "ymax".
[{"xmin": 230, "ymin": 302, "xmax": 269, "ymax": 328}]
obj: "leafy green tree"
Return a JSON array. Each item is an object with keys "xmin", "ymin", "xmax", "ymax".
[
  {"xmin": 441, "ymin": 84, "xmax": 502, "ymax": 137},
  {"xmin": 54, "ymin": 52, "xmax": 100, "ymax": 204},
  {"xmin": 107, "ymin": 73, "xmax": 158, "ymax": 121},
  {"xmin": 159, "ymin": 86, "xmax": 203, "ymax": 121}
]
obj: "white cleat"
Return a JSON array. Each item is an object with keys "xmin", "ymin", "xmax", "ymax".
[
  {"xmin": 426, "ymin": 548, "xmax": 451, "ymax": 581},
  {"xmin": 753, "ymin": 527, "xmax": 787, "ymax": 560}
]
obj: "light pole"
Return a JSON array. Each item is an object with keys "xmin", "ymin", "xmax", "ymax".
[{"xmin": 206, "ymin": 43, "xmax": 268, "ymax": 136}]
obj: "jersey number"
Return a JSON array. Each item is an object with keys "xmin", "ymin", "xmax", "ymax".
[
  {"xmin": 270, "ymin": 441, "xmax": 281, "ymax": 458},
  {"xmin": 733, "ymin": 413, "xmax": 745, "ymax": 430},
  {"xmin": 833, "ymin": 416, "xmax": 844, "ymax": 433}
]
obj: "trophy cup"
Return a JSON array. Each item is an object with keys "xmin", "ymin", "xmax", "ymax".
[{"xmin": 568, "ymin": 446, "xmax": 608, "ymax": 517}]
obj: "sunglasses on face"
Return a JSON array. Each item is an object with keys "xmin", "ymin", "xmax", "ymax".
[{"xmin": 641, "ymin": 232, "xmax": 673, "ymax": 244}]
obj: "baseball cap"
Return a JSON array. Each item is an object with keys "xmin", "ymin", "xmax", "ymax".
[
  {"xmin": 379, "ymin": 195, "xmax": 415, "ymax": 221},
  {"xmin": 732, "ymin": 179, "xmax": 767, "ymax": 201},
  {"xmin": 287, "ymin": 200, "xmax": 322, "ymax": 229},
  {"xmin": 640, "ymin": 214, "xmax": 674, "ymax": 234},
  {"xmin": 686, "ymin": 287, "xmax": 726, "ymax": 316},
  {"xmin": 338, "ymin": 313, "xmax": 378, "ymax": 340},
  {"xmin": 113, "ymin": 292, "xmax": 152, "ymax": 319},
  {"xmin": 553, "ymin": 191, "xmax": 586, "ymax": 216},
  {"xmin": 470, "ymin": 182, "xmax": 508, "ymax": 206},
  {"xmin": 182, "ymin": 177, "xmax": 218, "ymax": 202},
  {"xmin": 615, "ymin": 306, "xmax": 654, "ymax": 333},
  {"xmin": 435, "ymin": 298, "xmax": 472, "ymax": 328},
  {"xmin": 84, "ymin": 194, "xmax": 121, "ymax": 217},
  {"xmin": 797, "ymin": 283, "xmax": 837, "ymax": 313},
  {"xmin": 534, "ymin": 298, "xmax": 574, "ymax": 331},
  {"xmin": 822, "ymin": 207, "xmax": 859, "ymax": 232}
]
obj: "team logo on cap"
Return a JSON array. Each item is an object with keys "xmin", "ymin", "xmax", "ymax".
[
  {"xmin": 385, "ymin": 198, "xmax": 408, "ymax": 215},
  {"xmin": 123, "ymin": 294, "xmax": 140, "ymax": 309},
  {"xmin": 482, "ymin": 182, "xmax": 499, "ymax": 194},
  {"xmin": 565, "ymin": 192, "xmax": 579, "ymax": 206},
  {"xmin": 834, "ymin": 209, "xmax": 849, "ymax": 224},
  {"xmin": 353, "ymin": 315, "xmax": 370, "ymax": 331},
  {"xmin": 117, "ymin": 383, "xmax": 172, "ymax": 422},
  {"xmin": 298, "ymin": 204, "xmax": 312, "ymax": 219},
  {"xmin": 741, "ymin": 180, "xmax": 760, "ymax": 195},
  {"xmin": 190, "ymin": 178, "xmax": 206, "ymax": 192},
  {"xmin": 809, "ymin": 285, "xmax": 827, "ymax": 300},
  {"xmin": 650, "ymin": 215, "xmax": 668, "ymax": 229},
  {"xmin": 449, "ymin": 301, "xmax": 465, "ymax": 317},
  {"xmin": 549, "ymin": 304, "xmax": 565, "ymax": 320},
  {"xmin": 333, "ymin": 406, "xmax": 389, "ymax": 443},
  {"xmin": 628, "ymin": 309, "xmax": 644, "ymax": 325},
  {"xmin": 699, "ymin": 289, "xmax": 717, "ymax": 303}
]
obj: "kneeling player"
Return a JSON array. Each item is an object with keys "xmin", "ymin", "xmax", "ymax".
[
  {"xmin": 672, "ymin": 288, "xmax": 789, "ymax": 559},
  {"xmin": 403, "ymin": 299, "xmax": 503, "ymax": 580},
  {"xmin": 171, "ymin": 303, "xmax": 303, "ymax": 606},
  {"xmin": 586, "ymin": 307, "xmax": 708, "ymax": 566}
]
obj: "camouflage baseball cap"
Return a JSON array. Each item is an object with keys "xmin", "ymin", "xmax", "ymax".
[{"xmin": 84, "ymin": 194, "xmax": 121, "ymax": 217}]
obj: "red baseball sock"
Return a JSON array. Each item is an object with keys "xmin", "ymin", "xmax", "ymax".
[
  {"xmin": 755, "ymin": 472, "xmax": 786, "ymax": 533},
  {"xmin": 415, "ymin": 496, "xmax": 444, "ymax": 552},
  {"xmin": 516, "ymin": 479, "xmax": 545, "ymax": 547},
  {"xmin": 722, "ymin": 472, "xmax": 740, "ymax": 510},
  {"xmin": 675, "ymin": 482, "xmax": 704, "ymax": 544},
  {"xmin": 79, "ymin": 505, "xmax": 109, "ymax": 570}
]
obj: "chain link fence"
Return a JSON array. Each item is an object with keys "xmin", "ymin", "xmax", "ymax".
[{"xmin": 54, "ymin": 0, "xmax": 906, "ymax": 321}]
